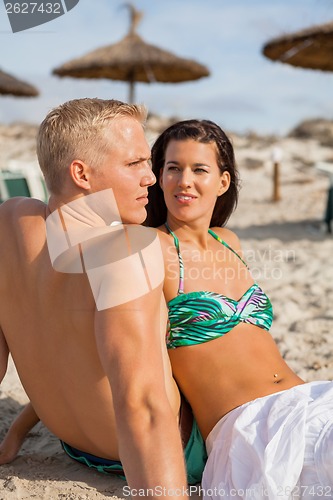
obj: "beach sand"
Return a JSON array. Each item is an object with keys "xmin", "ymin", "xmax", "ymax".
[{"xmin": 1, "ymin": 122, "xmax": 332, "ymax": 498}]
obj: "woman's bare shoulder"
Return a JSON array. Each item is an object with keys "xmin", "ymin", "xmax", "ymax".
[{"xmin": 211, "ymin": 226, "xmax": 242, "ymax": 252}]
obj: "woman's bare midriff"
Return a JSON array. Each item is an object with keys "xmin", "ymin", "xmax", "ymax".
[{"xmin": 168, "ymin": 323, "xmax": 305, "ymax": 440}]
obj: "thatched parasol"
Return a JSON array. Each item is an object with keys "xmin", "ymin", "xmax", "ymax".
[
  {"xmin": 0, "ymin": 68, "xmax": 39, "ymax": 97},
  {"xmin": 263, "ymin": 21, "xmax": 333, "ymax": 218},
  {"xmin": 262, "ymin": 21, "xmax": 333, "ymax": 72},
  {"xmin": 52, "ymin": 4, "xmax": 210, "ymax": 103}
]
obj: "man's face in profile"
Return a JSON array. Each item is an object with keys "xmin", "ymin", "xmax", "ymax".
[{"xmin": 91, "ymin": 117, "xmax": 155, "ymax": 225}]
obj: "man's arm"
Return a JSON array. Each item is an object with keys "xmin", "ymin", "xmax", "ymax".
[
  {"xmin": 0, "ymin": 402, "xmax": 40, "ymax": 465},
  {"xmin": 95, "ymin": 283, "xmax": 187, "ymax": 497},
  {"xmin": 0, "ymin": 327, "xmax": 40, "ymax": 465}
]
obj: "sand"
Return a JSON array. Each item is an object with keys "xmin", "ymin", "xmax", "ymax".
[{"xmin": 1, "ymin": 123, "xmax": 333, "ymax": 499}]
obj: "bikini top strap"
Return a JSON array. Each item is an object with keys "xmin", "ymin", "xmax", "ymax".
[
  {"xmin": 165, "ymin": 224, "xmax": 248, "ymax": 295},
  {"xmin": 164, "ymin": 222, "xmax": 184, "ymax": 294},
  {"xmin": 208, "ymin": 229, "xmax": 248, "ymax": 268}
]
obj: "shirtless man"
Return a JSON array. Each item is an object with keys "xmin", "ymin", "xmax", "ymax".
[{"xmin": 0, "ymin": 98, "xmax": 189, "ymax": 496}]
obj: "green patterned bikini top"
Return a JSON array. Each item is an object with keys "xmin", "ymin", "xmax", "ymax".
[{"xmin": 165, "ymin": 224, "xmax": 273, "ymax": 349}]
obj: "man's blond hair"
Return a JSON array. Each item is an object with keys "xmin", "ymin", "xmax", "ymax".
[{"xmin": 37, "ymin": 98, "xmax": 147, "ymax": 194}]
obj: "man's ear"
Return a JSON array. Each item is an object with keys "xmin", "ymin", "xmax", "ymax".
[
  {"xmin": 217, "ymin": 171, "xmax": 231, "ymax": 197},
  {"xmin": 70, "ymin": 160, "xmax": 91, "ymax": 190}
]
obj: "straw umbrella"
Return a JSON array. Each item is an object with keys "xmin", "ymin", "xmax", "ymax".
[
  {"xmin": 0, "ymin": 68, "xmax": 39, "ymax": 97},
  {"xmin": 262, "ymin": 21, "xmax": 333, "ymax": 221},
  {"xmin": 52, "ymin": 4, "xmax": 210, "ymax": 103},
  {"xmin": 262, "ymin": 21, "xmax": 333, "ymax": 72}
]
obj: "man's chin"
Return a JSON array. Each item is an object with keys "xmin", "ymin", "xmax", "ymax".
[{"xmin": 121, "ymin": 209, "xmax": 147, "ymax": 225}]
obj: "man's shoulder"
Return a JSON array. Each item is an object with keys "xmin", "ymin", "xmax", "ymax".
[
  {"xmin": 88, "ymin": 225, "xmax": 164, "ymax": 311},
  {"xmin": 0, "ymin": 198, "xmax": 47, "ymax": 254},
  {"xmin": 0, "ymin": 197, "xmax": 46, "ymax": 224},
  {"xmin": 122, "ymin": 224, "xmax": 160, "ymax": 255},
  {"xmin": 124, "ymin": 224, "xmax": 157, "ymax": 237}
]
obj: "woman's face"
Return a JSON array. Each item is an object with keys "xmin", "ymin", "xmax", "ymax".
[{"xmin": 160, "ymin": 139, "xmax": 230, "ymax": 225}]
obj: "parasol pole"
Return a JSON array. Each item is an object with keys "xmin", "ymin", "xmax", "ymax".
[
  {"xmin": 124, "ymin": 3, "xmax": 141, "ymax": 104},
  {"xmin": 129, "ymin": 76, "xmax": 135, "ymax": 103}
]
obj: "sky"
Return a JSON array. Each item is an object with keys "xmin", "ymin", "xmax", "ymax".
[{"xmin": 0, "ymin": 0, "xmax": 333, "ymax": 135}]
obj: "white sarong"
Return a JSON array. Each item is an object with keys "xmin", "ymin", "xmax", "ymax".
[{"xmin": 202, "ymin": 381, "xmax": 333, "ymax": 499}]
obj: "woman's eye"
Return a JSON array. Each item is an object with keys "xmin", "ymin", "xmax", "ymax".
[{"xmin": 195, "ymin": 168, "xmax": 208, "ymax": 173}]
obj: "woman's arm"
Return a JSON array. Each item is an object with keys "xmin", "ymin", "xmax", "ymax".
[{"xmin": 0, "ymin": 402, "xmax": 40, "ymax": 465}]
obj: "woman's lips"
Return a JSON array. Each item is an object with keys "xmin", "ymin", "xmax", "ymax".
[{"xmin": 175, "ymin": 194, "xmax": 197, "ymax": 203}]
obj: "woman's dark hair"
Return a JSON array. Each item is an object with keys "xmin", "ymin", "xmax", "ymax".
[{"xmin": 146, "ymin": 119, "xmax": 240, "ymax": 228}]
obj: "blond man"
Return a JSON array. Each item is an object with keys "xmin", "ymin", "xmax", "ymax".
[{"xmin": 0, "ymin": 98, "xmax": 189, "ymax": 497}]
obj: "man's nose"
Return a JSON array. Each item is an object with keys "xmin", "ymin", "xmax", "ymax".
[{"xmin": 142, "ymin": 162, "xmax": 156, "ymax": 186}]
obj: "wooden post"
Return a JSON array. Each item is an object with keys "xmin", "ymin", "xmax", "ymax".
[
  {"xmin": 271, "ymin": 147, "xmax": 282, "ymax": 202},
  {"xmin": 272, "ymin": 161, "xmax": 281, "ymax": 202}
]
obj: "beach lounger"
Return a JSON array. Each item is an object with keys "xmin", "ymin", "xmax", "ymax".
[
  {"xmin": 0, "ymin": 169, "xmax": 48, "ymax": 203},
  {"xmin": 0, "ymin": 171, "xmax": 31, "ymax": 201}
]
